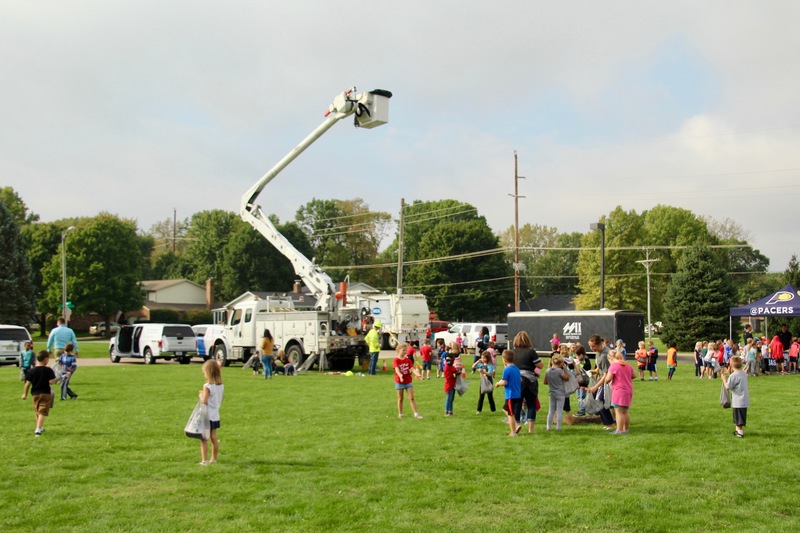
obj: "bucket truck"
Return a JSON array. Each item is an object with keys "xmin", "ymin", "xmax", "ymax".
[{"xmin": 209, "ymin": 87, "xmax": 396, "ymax": 371}]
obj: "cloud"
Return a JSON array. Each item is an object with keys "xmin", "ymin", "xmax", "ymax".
[{"xmin": 2, "ymin": 1, "xmax": 799, "ymax": 272}]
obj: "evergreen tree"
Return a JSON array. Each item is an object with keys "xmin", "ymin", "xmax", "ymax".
[
  {"xmin": 661, "ymin": 246, "xmax": 737, "ymax": 350},
  {"xmin": 0, "ymin": 201, "xmax": 37, "ymax": 325}
]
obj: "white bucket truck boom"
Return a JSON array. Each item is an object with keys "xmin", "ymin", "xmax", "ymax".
[{"xmin": 211, "ymin": 87, "xmax": 392, "ymax": 371}]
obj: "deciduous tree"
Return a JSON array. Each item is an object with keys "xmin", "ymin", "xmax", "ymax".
[
  {"xmin": 0, "ymin": 202, "xmax": 36, "ymax": 325},
  {"xmin": 40, "ymin": 214, "xmax": 144, "ymax": 322}
]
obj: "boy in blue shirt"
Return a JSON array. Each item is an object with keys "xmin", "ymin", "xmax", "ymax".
[
  {"xmin": 59, "ymin": 343, "xmax": 78, "ymax": 400},
  {"xmin": 496, "ymin": 349, "xmax": 522, "ymax": 436}
]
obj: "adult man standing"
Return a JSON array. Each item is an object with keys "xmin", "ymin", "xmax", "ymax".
[
  {"xmin": 365, "ymin": 321, "xmax": 382, "ymax": 375},
  {"xmin": 588, "ymin": 334, "xmax": 616, "ymax": 430},
  {"xmin": 47, "ymin": 317, "xmax": 79, "ymax": 358},
  {"xmin": 778, "ymin": 324, "xmax": 792, "ymax": 374},
  {"xmin": 743, "ymin": 324, "xmax": 754, "ymax": 345}
]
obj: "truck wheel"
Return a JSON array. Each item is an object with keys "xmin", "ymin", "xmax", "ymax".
[
  {"xmin": 380, "ymin": 334, "xmax": 390, "ymax": 351},
  {"xmin": 388, "ymin": 334, "xmax": 398, "ymax": 350},
  {"xmin": 109, "ymin": 347, "xmax": 120, "ymax": 364},
  {"xmin": 215, "ymin": 345, "xmax": 230, "ymax": 367},
  {"xmin": 286, "ymin": 345, "xmax": 304, "ymax": 366},
  {"xmin": 144, "ymin": 348, "xmax": 155, "ymax": 365},
  {"xmin": 178, "ymin": 357, "xmax": 190, "ymax": 365}
]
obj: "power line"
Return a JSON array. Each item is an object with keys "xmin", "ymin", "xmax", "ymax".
[
  {"xmin": 404, "ymin": 207, "xmax": 479, "ymax": 225},
  {"xmin": 404, "ymin": 203, "xmax": 474, "ymax": 219}
]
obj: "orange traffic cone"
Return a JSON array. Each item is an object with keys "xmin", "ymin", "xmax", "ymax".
[{"xmin": 382, "ymin": 360, "xmax": 387, "ymax": 372}]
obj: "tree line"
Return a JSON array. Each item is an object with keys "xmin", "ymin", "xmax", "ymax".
[{"xmin": 1, "ymin": 186, "xmax": 795, "ymax": 348}]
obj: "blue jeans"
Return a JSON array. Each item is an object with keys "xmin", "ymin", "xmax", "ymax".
[
  {"xmin": 577, "ymin": 388, "xmax": 587, "ymax": 414},
  {"xmin": 445, "ymin": 389, "xmax": 455, "ymax": 413},
  {"xmin": 368, "ymin": 352, "xmax": 379, "ymax": 375},
  {"xmin": 261, "ymin": 355, "xmax": 274, "ymax": 378}
]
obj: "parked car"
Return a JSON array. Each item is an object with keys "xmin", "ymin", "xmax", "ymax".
[
  {"xmin": 433, "ymin": 323, "xmax": 508, "ymax": 351},
  {"xmin": 109, "ymin": 323, "xmax": 196, "ymax": 364},
  {"xmin": 0, "ymin": 325, "xmax": 31, "ymax": 366},
  {"xmin": 89, "ymin": 321, "xmax": 120, "ymax": 337},
  {"xmin": 425, "ymin": 320, "xmax": 451, "ymax": 340},
  {"xmin": 191, "ymin": 324, "xmax": 225, "ymax": 361}
]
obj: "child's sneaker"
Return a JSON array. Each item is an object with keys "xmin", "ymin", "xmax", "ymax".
[
  {"xmin": 34, "ymin": 428, "xmax": 43, "ymax": 436},
  {"xmin": 199, "ymin": 461, "xmax": 209, "ymax": 466},
  {"xmin": 397, "ymin": 414, "xmax": 403, "ymax": 419},
  {"xmin": 414, "ymin": 413, "xmax": 423, "ymax": 419}
]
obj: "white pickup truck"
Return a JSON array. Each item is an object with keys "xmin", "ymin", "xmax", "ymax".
[{"xmin": 0, "ymin": 325, "xmax": 31, "ymax": 365}]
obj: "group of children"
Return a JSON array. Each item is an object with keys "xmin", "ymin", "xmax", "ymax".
[{"xmin": 389, "ymin": 335, "xmax": 751, "ymax": 440}]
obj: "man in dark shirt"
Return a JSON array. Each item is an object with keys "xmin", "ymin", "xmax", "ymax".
[
  {"xmin": 777, "ymin": 324, "xmax": 792, "ymax": 351},
  {"xmin": 743, "ymin": 324, "xmax": 754, "ymax": 345}
]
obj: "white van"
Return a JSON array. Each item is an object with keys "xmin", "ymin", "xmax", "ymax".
[
  {"xmin": 0, "ymin": 325, "xmax": 32, "ymax": 365},
  {"xmin": 109, "ymin": 324, "xmax": 197, "ymax": 364},
  {"xmin": 434, "ymin": 323, "xmax": 508, "ymax": 351}
]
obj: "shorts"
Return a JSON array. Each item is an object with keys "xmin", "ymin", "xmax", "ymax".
[
  {"xmin": 422, "ymin": 361, "xmax": 432, "ymax": 371},
  {"xmin": 611, "ymin": 403, "xmax": 630, "ymax": 409},
  {"xmin": 506, "ymin": 398, "xmax": 523, "ymax": 422},
  {"xmin": 395, "ymin": 382, "xmax": 413, "ymax": 390},
  {"xmin": 210, "ymin": 420, "xmax": 221, "ymax": 430},
  {"xmin": 33, "ymin": 394, "xmax": 52, "ymax": 416},
  {"xmin": 637, "ymin": 364, "xmax": 646, "ymax": 370},
  {"xmin": 647, "ymin": 363, "xmax": 657, "ymax": 372},
  {"xmin": 733, "ymin": 407, "xmax": 747, "ymax": 427}
]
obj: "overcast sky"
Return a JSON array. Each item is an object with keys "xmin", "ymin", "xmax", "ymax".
[{"xmin": 3, "ymin": 1, "xmax": 799, "ymax": 272}]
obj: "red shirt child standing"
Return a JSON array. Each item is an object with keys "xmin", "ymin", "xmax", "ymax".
[{"xmin": 393, "ymin": 343, "xmax": 422, "ymax": 419}]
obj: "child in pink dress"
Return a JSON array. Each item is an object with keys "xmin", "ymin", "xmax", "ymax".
[{"xmin": 596, "ymin": 350, "xmax": 634, "ymax": 434}]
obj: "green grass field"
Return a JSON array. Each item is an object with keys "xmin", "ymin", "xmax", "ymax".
[{"xmin": 3, "ymin": 362, "xmax": 798, "ymax": 531}]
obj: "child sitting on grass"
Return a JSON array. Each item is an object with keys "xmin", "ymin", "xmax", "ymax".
[{"xmin": 721, "ymin": 356, "xmax": 749, "ymax": 438}]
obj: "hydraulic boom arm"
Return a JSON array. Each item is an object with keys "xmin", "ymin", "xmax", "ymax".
[{"xmin": 240, "ymin": 87, "xmax": 392, "ymax": 313}]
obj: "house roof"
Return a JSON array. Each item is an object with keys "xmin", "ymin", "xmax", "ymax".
[{"xmin": 141, "ymin": 279, "xmax": 205, "ymax": 291}]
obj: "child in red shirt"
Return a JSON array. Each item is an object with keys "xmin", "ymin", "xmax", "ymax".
[
  {"xmin": 393, "ymin": 343, "xmax": 422, "ymax": 420},
  {"xmin": 419, "ymin": 339, "xmax": 433, "ymax": 380},
  {"xmin": 443, "ymin": 353, "xmax": 462, "ymax": 416}
]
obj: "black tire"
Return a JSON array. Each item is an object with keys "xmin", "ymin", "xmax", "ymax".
[
  {"xmin": 387, "ymin": 334, "xmax": 398, "ymax": 350},
  {"xmin": 178, "ymin": 357, "xmax": 190, "ymax": 365},
  {"xmin": 144, "ymin": 347, "xmax": 155, "ymax": 365},
  {"xmin": 109, "ymin": 346, "xmax": 120, "ymax": 364},
  {"xmin": 286, "ymin": 344, "xmax": 304, "ymax": 367},
  {"xmin": 380, "ymin": 334, "xmax": 390, "ymax": 351},
  {"xmin": 215, "ymin": 344, "xmax": 230, "ymax": 367},
  {"xmin": 329, "ymin": 357, "xmax": 355, "ymax": 372}
]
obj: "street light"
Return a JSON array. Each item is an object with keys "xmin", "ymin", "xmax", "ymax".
[
  {"xmin": 61, "ymin": 226, "xmax": 75, "ymax": 325},
  {"xmin": 589, "ymin": 222, "xmax": 605, "ymax": 309}
]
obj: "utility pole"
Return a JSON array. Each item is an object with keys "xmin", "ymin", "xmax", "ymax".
[
  {"xmin": 590, "ymin": 222, "xmax": 606, "ymax": 309},
  {"xmin": 396, "ymin": 198, "xmax": 405, "ymax": 295},
  {"xmin": 173, "ymin": 208, "xmax": 177, "ymax": 253},
  {"xmin": 509, "ymin": 151, "xmax": 526, "ymax": 312},
  {"xmin": 636, "ymin": 249, "xmax": 659, "ymax": 342}
]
